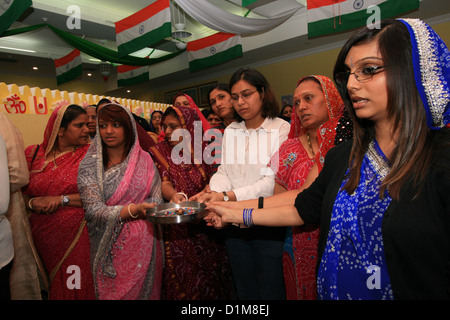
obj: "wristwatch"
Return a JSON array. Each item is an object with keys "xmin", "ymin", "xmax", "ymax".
[
  {"xmin": 62, "ymin": 195, "xmax": 70, "ymax": 207},
  {"xmin": 222, "ymin": 191, "xmax": 229, "ymax": 202}
]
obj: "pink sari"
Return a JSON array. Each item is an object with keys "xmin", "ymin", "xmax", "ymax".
[
  {"xmin": 270, "ymin": 75, "xmax": 345, "ymax": 300},
  {"xmin": 77, "ymin": 104, "xmax": 163, "ymax": 300},
  {"xmin": 24, "ymin": 105, "xmax": 95, "ymax": 300}
]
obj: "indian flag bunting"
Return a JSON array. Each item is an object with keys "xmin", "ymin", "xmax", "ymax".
[
  {"xmin": 55, "ymin": 49, "xmax": 82, "ymax": 86},
  {"xmin": 187, "ymin": 33, "xmax": 243, "ymax": 72},
  {"xmin": 117, "ymin": 64, "xmax": 149, "ymax": 87},
  {"xmin": 0, "ymin": 0, "xmax": 32, "ymax": 35},
  {"xmin": 307, "ymin": 0, "xmax": 420, "ymax": 38},
  {"xmin": 115, "ymin": 0, "xmax": 171, "ymax": 57}
]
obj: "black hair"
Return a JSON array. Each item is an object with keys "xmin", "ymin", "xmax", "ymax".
[
  {"xmin": 60, "ymin": 104, "xmax": 87, "ymax": 129},
  {"xmin": 229, "ymin": 67, "xmax": 279, "ymax": 122}
]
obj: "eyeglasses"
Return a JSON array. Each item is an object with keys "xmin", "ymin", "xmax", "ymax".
[
  {"xmin": 230, "ymin": 90, "xmax": 258, "ymax": 103},
  {"xmin": 161, "ymin": 123, "xmax": 181, "ymax": 131},
  {"xmin": 335, "ymin": 66, "xmax": 386, "ymax": 86}
]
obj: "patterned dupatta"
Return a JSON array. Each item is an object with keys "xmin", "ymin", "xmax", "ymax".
[
  {"xmin": 150, "ymin": 105, "xmax": 212, "ymax": 197},
  {"xmin": 318, "ymin": 140, "xmax": 393, "ymax": 300},
  {"xmin": 77, "ymin": 104, "xmax": 163, "ymax": 299},
  {"xmin": 288, "ymin": 75, "xmax": 345, "ymax": 171},
  {"xmin": 25, "ymin": 105, "xmax": 88, "ymax": 173},
  {"xmin": 173, "ymin": 93, "xmax": 211, "ymax": 132},
  {"xmin": 398, "ymin": 19, "xmax": 450, "ymax": 130}
]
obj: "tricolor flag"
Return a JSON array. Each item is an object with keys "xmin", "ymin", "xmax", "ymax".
[
  {"xmin": 117, "ymin": 64, "xmax": 149, "ymax": 87},
  {"xmin": 307, "ymin": 0, "xmax": 420, "ymax": 38},
  {"xmin": 0, "ymin": 0, "xmax": 32, "ymax": 35},
  {"xmin": 55, "ymin": 49, "xmax": 82, "ymax": 86},
  {"xmin": 187, "ymin": 33, "xmax": 243, "ymax": 72},
  {"xmin": 115, "ymin": 0, "xmax": 171, "ymax": 57}
]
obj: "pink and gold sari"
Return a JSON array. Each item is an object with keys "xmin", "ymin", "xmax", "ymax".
[
  {"xmin": 23, "ymin": 105, "xmax": 95, "ymax": 300},
  {"xmin": 270, "ymin": 75, "xmax": 345, "ymax": 300},
  {"xmin": 77, "ymin": 104, "xmax": 163, "ymax": 300}
]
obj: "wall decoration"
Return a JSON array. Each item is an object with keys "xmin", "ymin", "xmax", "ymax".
[{"xmin": 0, "ymin": 82, "xmax": 170, "ymax": 118}]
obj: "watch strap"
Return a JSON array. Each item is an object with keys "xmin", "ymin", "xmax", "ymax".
[{"xmin": 222, "ymin": 191, "xmax": 229, "ymax": 201}]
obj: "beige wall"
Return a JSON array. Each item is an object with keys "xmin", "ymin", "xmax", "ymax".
[
  {"xmin": 0, "ymin": 72, "xmax": 107, "ymax": 97},
  {"xmin": 6, "ymin": 113, "xmax": 50, "ymax": 149}
]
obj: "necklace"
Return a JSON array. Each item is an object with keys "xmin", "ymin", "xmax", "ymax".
[
  {"xmin": 306, "ymin": 132, "xmax": 315, "ymax": 157},
  {"xmin": 52, "ymin": 149, "xmax": 58, "ymax": 168},
  {"xmin": 109, "ymin": 157, "xmax": 123, "ymax": 167}
]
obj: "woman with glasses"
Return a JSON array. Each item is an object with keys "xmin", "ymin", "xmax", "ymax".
[
  {"xmin": 207, "ymin": 19, "xmax": 450, "ymax": 300},
  {"xmin": 200, "ymin": 67, "xmax": 290, "ymax": 300}
]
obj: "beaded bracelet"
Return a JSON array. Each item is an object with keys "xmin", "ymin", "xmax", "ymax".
[
  {"xmin": 128, "ymin": 203, "xmax": 138, "ymax": 219},
  {"xmin": 242, "ymin": 208, "xmax": 254, "ymax": 227}
]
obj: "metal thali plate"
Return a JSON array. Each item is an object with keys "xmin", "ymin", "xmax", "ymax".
[{"xmin": 146, "ymin": 201, "xmax": 207, "ymax": 224}]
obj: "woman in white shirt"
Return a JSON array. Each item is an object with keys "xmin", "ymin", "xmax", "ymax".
[{"xmin": 200, "ymin": 67, "xmax": 290, "ymax": 299}]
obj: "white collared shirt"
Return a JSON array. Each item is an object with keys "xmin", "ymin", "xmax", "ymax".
[{"xmin": 210, "ymin": 117, "xmax": 290, "ymax": 201}]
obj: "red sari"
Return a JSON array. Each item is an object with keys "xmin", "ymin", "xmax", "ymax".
[
  {"xmin": 23, "ymin": 105, "xmax": 95, "ymax": 300},
  {"xmin": 150, "ymin": 106, "xmax": 233, "ymax": 300},
  {"xmin": 270, "ymin": 75, "xmax": 345, "ymax": 300}
]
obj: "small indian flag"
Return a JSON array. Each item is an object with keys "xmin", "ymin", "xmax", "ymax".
[
  {"xmin": 0, "ymin": 0, "xmax": 32, "ymax": 35},
  {"xmin": 187, "ymin": 33, "xmax": 243, "ymax": 72},
  {"xmin": 55, "ymin": 49, "xmax": 82, "ymax": 86},
  {"xmin": 117, "ymin": 64, "xmax": 149, "ymax": 87},
  {"xmin": 115, "ymin": 0, "xmax": 171, "ymax": 57},
  {"xmin": 307, "ymin": 0, "xmax": 420, "ymax": 38}
]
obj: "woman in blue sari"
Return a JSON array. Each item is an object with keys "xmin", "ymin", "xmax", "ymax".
[{"xmin": 206, "ymin": 19, "xmax": 450, "ymax": 300}]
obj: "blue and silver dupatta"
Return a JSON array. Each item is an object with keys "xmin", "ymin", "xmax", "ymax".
[{"xmin": 317, "ymin": 140, "xmax": 394, "ymax": 300}]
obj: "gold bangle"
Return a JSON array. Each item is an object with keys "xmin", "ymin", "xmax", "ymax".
[
  {"xmin": 128, "ymin": 203, "xmax": 138, "ymax": 219},
  {"xmin": 28, "ymin": 198, "xmax": 36, "ymax": 210}
]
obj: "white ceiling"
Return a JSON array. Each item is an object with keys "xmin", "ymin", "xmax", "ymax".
[{"xmin": 0, "ymin": 0, "xmax": 449, "ymax": 98}]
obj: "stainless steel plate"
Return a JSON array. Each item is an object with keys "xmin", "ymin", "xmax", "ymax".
[{"xmin": 146, "ymin": 201, "xmax": 207, "ymax": 224}]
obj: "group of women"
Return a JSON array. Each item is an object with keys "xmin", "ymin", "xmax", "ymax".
[
  {"xmin": 14, "ymin": 18, "xmax": 450, "ymax": 300},
  {"xmin": 205, "ymin": 18, "xmax": 450, "ymax": 300}
]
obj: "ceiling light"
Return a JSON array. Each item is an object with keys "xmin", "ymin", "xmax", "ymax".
[
  {"xmin": 0, "ymin": 46, "xmax": 36, "ymax": 53},
  {"xmin": 129, "ymin": 47, "xmax": 172, "ymax": 58},
  {"xmin": 175, "ymin": 42, "xmax": 187, "ymax": 50},
  {"xmin": 87, "ymin": 73, "xmax": 92, "ymax": 76},
  {"xmin": 126, "ymin": 90, "xmax": 131, "ymax": 93},
  {"xmin": 32, "ymin": 66, "xmax": 38, "ymax": 70}
]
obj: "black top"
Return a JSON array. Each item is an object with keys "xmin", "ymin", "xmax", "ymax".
[{"xmin": 295, "ymin": 136, "xmax": 450, "ymax": 299}]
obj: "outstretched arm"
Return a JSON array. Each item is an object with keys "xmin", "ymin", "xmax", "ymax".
[{"xmin": 206, "ymin": 202, "xmax": 304, "ymax": 228}]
